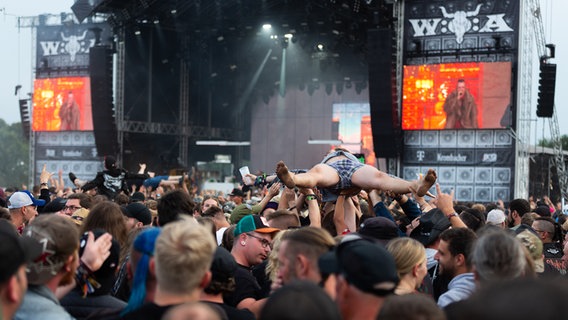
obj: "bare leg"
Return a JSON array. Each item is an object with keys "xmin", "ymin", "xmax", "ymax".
[
  {"xmin": 276, "ymin": 161, "xmax": 340, "ymax": 189},
  {"xmin": 351, "ymin": 165, "xmax": 436, "ymax": 197}
]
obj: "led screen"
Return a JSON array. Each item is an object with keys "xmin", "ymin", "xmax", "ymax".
[
  {"xmin": 402, "ymin": 62, "xmax": 512, "ymax": 130},
  {"xmin": 32, "ymin": 77, "xmax": 93, "ymax": 131}
]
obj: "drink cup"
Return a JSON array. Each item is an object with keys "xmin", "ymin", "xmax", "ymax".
[{"xmin": 239, "ymin": 166, "xmax": 252, "ymax": 185}]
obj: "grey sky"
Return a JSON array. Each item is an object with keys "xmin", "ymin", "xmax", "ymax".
[{"xmin": 0, "ymin": 0, "xmax": 565, "ymax": 146}]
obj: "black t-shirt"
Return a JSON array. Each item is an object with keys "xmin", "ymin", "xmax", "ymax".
[
  {"xmin": 202, "ymin": 301, "xmax": 255, "ymax": 320},
  {"xmin": 120, "ymin": 302, "xmax": 176, "ymax": 320},
  {"xmin": 543, "ymin": 242, "xmax": 566, "ymax": 274},
  {"xmin": 223, "ymin": 264, "xmax": 262, "ymax": 307}
]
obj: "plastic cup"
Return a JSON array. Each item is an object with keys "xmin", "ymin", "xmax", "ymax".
[{"xmin": 239, "ymin": 166, "xmax": 252, "ymax": 185}]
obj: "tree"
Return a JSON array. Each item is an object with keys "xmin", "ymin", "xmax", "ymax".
[
  {"xmin": 0, "ymin": 119, "xmax": 29, "ymax": 188},
  {"xmin": 538, "ymin": 135, "xmax": 568, "ymax": 151}
]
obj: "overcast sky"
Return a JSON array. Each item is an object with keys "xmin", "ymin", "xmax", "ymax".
[{"xmin": 0, "ymin": 0, "xmax": 565, "ymax": 145}]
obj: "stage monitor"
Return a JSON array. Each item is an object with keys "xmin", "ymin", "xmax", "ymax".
[
  {"xmin": 32, "ymin": 77, "xmax": 93, "ymax": 132},
  {"xmin": 402, "ymin": 62, "xmax": 512, "ymax": 130}
]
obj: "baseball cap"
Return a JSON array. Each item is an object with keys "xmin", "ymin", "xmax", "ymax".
[
  {"xmin": 71, "ymin": 208, "xmax": 90, "ymax": 226},
  {"xmin": 409, "ymin": 208, "xmax": 451, "ymax": 246},
  {"xmin": 131, "ymin": 192, "xmax": 146, "ymax": 203},
  {"xmin": 229, "ymin": 188, "xmax": 244, "ymax": 197},
  {"xmin": 210, "ymin": 247, "xmax": 237, "ymax": 282},
  {"xmin": 8, "ymin": 190, "xmax": 46, "ymax": 209},
  {"xmin": 229, "ymin": 204, "xmax": 253, "ymax": 224},
  {"xmin": 42, "ymin": 197, "xmax": 67, "ymax": 214},
  {"xmin": 516, "ymin": 230, "xmax": 544, "ymax": 273},
  {"xmin": 233, "ymin": 214, "xmax": 280, "ymax": 237},
  {"xmin": 486, "ymin": 209, "xmax": 506, "ymax": 225},
  {"xmin": 124, "ymin": 202, "xmax": 152, "ymax": 225},
  {"xmin": 358, "ymin": 217, "xmax": 399, "ymax": 245},
  {"xmin": 0, "ymin": 220, "xmax": 42, "ymax": 283},
  {"xmin": 318, "ymin": 234, "xmax": 399, "ymax": 296}
]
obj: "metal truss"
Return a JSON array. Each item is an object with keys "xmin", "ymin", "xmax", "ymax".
[{"xmin": 119, "ymin": 120, "xmax": 235, "ymax": 140}]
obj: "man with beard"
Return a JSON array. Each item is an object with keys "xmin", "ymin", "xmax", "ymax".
[
  {"xmin": 15, "ymin": 215, "xmax": 84, "ymax": 319},
  {"xmin": 434, "ymin": 228, "xmax": 477, "ymax": 308},
  {"xmin": 508, "ymin": 198, "xmax": 531, "ymax": 231},
  {"xmin": 443, "ymin": 79, "xmax": 478, "ymax": 129}
]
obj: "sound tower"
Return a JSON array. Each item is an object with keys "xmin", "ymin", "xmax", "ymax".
[
  {"xmin": 89, "ymin": 45, "xmax": 118, "ymax": 156},
  {"xmin": 367, "ymin": 28, "xmax": 399, "ymax": 158}
]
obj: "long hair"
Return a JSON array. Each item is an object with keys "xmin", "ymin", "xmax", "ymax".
[{"xmin": 81, "ymin": 201, "xmax": 128, "ymax": 261}]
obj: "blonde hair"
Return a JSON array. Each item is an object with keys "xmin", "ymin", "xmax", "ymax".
[
  {"xmin": 386, "ymin": 237, "xmax": 426, "ymax": 278},
  {"xmin": 155, "ymin": 219, "xmax": 216, "ymax": 294}
]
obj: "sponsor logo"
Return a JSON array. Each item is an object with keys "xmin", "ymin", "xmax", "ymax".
[
  {"xmin": 437, "ymin": 153, "xmax": 467, "ymax": 162},
  {"xmin": 416, "ymin": 150, "xmax": 426, "ymax": 161},
  {"xmin": 409, "ymin": 4, "xmax": 513, "ymax": 44}
]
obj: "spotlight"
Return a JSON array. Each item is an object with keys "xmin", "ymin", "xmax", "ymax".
[
  {"xmin": 134, "ymin": 28, "xmax": 141, "ymax": 36},
  {"xmin": 153, "ymin": 19, "xmax": 159, "ymax": 24},
  {"xmin": 325, "ymin": 83, "xmax": 333, "ymax": 95},
  {"xmin": 284, "ymin": 33, "xmax": 293, "ymax": 39},
  {"xmin": 316, "ymin": 43, "xmax": 324, "ymax": 51},
  {"xmin": 262, "ymin": 24, "xmax": 272, "ymax": 30}
]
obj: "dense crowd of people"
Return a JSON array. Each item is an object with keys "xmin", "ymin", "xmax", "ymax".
[{"xmin": 2, "ymin": 150, "xmax": 568, "ymax": 320}]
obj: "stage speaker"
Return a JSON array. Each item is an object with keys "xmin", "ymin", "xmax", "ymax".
[
  {"xmin": 457, "ymin": 167, "xmax": 474, "ymax": 183},
  {"xmin": 493, "ymin": 187, "xmax": 510, "ymax": 202},
  {"xmin": 438, "ymin": 166, "xmax": 456, "ymax": 184},
  {"xmin": 475, "ymin": 130, "xmax": 493, "ymax": 146},
  {"xmin": 456, "ymin": 186, "xmax": 473, "ymax": 202},
  {"xmin": 421, "ymin": 131, "xmax": 439, "ymax": 146},
  {"xmin": 475, "ymin": 167, "xmax": 492, "ymax": 184},
  {"xmin": 475, "ymin": 186, "xmax": 491, "ymax": 202},
  {"xmin": 403, "ymin": 166, "xmax": 421, "ymax": 180},
  {"xmin": 404, "ymin": 131, "xmax": 420, "ymax": 146},
  {"xmin": 457, "ymin": 130, "xmax": 475, "ymax": 147},
  {"xmin": 368, "ymin": 29, "xmax": 399, "ymax": 158},
  {"xmin": 493, "ymin": 168, "xmax": 511, "ymax": 184},
  {"xmin": 89, "ymin": 45, "xmax": 118, "ymax": 157},
  {"xmin": 494, "ymin": 130, "xmax": 512, "ymax": 145},
  {"xmin": 439, "ymin": 131, "xmax": 457, "ymax": 147}
]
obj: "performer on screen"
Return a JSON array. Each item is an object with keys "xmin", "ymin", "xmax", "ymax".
[
  {"xmin": 443, "ymin": 79, "xmax": 478, "ymax": 129},
  {"xmin": 59, "ymin": 91, "xmax": 80, "ymax": 131}
]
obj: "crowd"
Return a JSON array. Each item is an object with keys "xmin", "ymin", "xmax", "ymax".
[{"xmin": 1, "ymin": 150, "xmax": 568, "ymax": 320}]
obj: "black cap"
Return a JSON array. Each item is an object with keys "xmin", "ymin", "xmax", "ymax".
[
  {"xmin": 358, "ymin": 217, "xmax": 399, "ymax": 245},
  {"xmin": 410, "ymin": 208, "xmax": 451, "ymax": 246},
  {"xmin": 229, "ymin": 188, "xmax": 244, "ymax": 197},
  {"xmin": 42, "ymin": 197, "xmax": 67, "ymax": 214},
  {"xmin": 131, "ymin": 192, "xmax": 146, "ymax": 203},
  {"xmin": 0, "ymin": 220, "xmax": 42, "ymax": 283},
  {"xmin": 318, "ymin": 234, "xmax": 399, "ymax": 296},
  {"xmin": 210, "ymin": 247, "xmax": 237, "ymax": 282},
  {"xmin": 124, "ymin": 202, "xmax": 152, "ymax": 225}
]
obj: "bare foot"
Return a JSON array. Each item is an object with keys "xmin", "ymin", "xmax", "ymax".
[
  {"xmin": 415, "ymin": 169, "xmax": 437, "ymax": 197},
  {"xmin": 276, "ymin": 161, "xmax": 296, "ymax": 189}
]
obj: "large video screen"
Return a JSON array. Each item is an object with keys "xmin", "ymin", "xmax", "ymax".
[
  {"xmin": 402, "ymin": 62, "xmax": 512, "ymax": 130},
  {"xmin": 32, "ymin": 77, "xmax": 93, "ymax": 132}
]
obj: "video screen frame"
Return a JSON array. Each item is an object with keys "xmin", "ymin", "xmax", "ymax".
[{"xmin": 401, "ymin": 62, "xmax": 512, "ymax": 130}]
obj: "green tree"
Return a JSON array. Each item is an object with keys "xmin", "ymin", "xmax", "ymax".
[
  {"xmin": 538, "ymin": 135, "xmax": 568, "ymax": 151},
  {"xmin": 0, "ymin": 119, "xmax": 29, "ymax": 187}
]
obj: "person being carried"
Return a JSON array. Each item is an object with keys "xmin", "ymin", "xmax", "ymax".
[
  {"xmin": 80, "ymin": 156, "xmax": 150, "ymax": 200},
  {"xmin": 275, "ymin": 148, "xmax": 436, "ymax": 201}
]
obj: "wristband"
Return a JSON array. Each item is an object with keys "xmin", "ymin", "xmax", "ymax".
[
  {"xmin": 446, "ymin": 212, "xmax": 459, "ymax": 219},
  {"xmin": 305, "ymin": 195, "xmax": 317, "ymax": 201}
]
